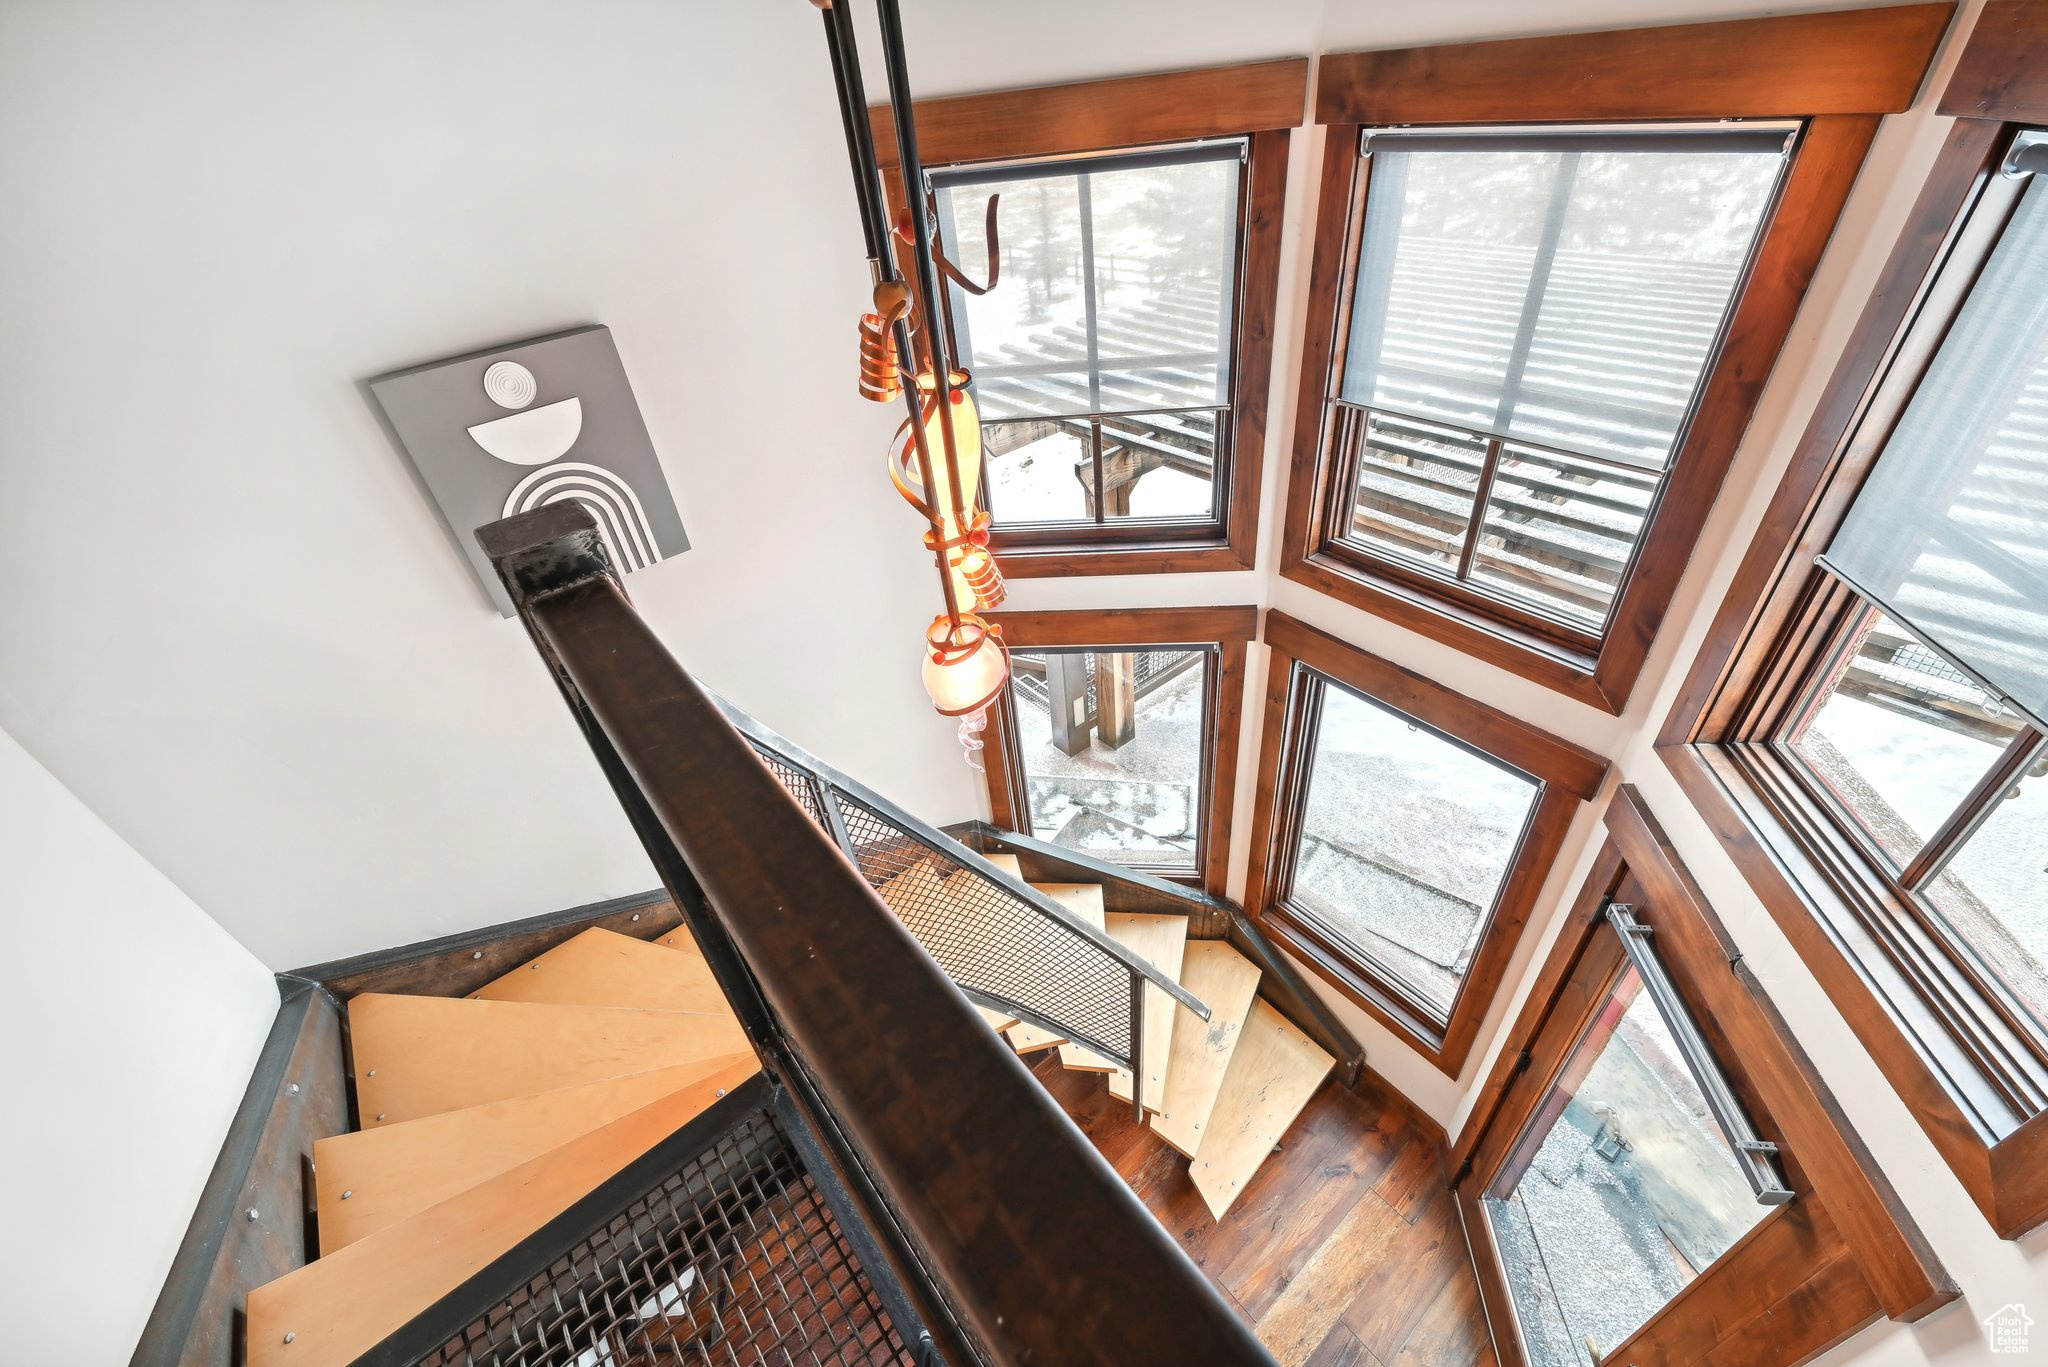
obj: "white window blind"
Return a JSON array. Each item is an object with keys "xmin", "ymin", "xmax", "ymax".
[
  {"xmin": 1822, "ymin": 162, "xmax": 2048, "ymax": 727},
  {"xmin": 1339, "ymin": 126, "xmax": 1789, "ymax": 468}
]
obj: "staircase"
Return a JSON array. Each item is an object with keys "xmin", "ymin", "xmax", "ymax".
[
  {"xmin": 946, "ymin": 852, "xmax": 1336, "ymax": 1221},
  {"xmin": 239, "ymin": 853, "xmax": 1334, "ymax": 1366},
  {"xmin": 209, "ymin": 504, "xmax": 1323, "ymax": 1366},
  {"xmin": 244, "ymin": 926, "xmax": 763, "ymax": 1366}
]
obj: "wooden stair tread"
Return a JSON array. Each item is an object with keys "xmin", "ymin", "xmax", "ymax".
[
  {"xmin": 876, "ymin": 857, "xmax": 949, "ymax": 920},
  {"xmin": 248, "ymin": 1085, "xmax": 727, "ymax": 1367},
  {"xmin": 349, "ymin": 994, "xmax": 750, "ymax": 1126},
  {"xmin": 1102, "ymin": 914, "xmax": 1190, "ymax": 1111},
  {"xmin": 975, "ymin": 1004, "xmax": 1021, "ymax": 1033},
  {"xmin": 1005, "ymin": 1021, "xmax": 1068, "ymax": 1053},
  {"xmin": 982, "ymin": 851, "xmax": 1023, "ymax": 878},
  {"xmin": 1149, "ymin": 942, "xmax": 1263, "ymax": 1158},
  {"xmin": 314, "ymin": 1055, "xmax": 757, "ymax": 1250},
  {"xmin": 1190, "ymin": 998, "xmax": 1335, "ymax": 1220},
  {"xmin": 1013, "ymin": 884, "xmax": 1105, "ymax": 1062},
  {"xmin": 473, "ymin": 925, "xmax": 725, "ymax": 1014}
]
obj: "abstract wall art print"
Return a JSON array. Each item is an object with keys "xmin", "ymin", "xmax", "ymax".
[{"xmin": 371, "ymin": 325, "xmax": 689, "ymax": 616}]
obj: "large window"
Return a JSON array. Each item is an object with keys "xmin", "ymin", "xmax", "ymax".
[
  {"xmin": 1007, "ymin": 645, "xmax": 1212, "ymax": 874},
  {"xmin": 1290, "ymin": 676, "xmax": 1541, "ymax": 1022},
  {"xmin": 1335, "ymin": 126, "xmax": 1789, "ymax": 632},
  {"xmin": 1484, "ymin": 961, "xmax": 1776, "ymax": 1365},
  {"xmin": 1286, "ymin": 8, "xmax": 1948, "ymax": 712},
  {"xmin": 1667, "ymin": 87, "xmax": 2048, "ymax": 1237},
  {"xmin": 935, "ymin": 146, "xmax": 1239, "ymax": 529},
  {"xmin": 1245, "ymin": 611, "xmax": 1606, "ymax": 1074},
  {"xmin": 977, "ymin": 607, "xmax": 1255, "ymax": 895},
  {"xmin": 881, "ymin": 60, "xmax": 1303, "ymax": 575},
  {"xmin": 1455, "ymin": 792, "xmax": 1954, "ymax": 1364}
]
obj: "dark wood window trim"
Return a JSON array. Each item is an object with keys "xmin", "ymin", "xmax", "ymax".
[
  {"xmin": 1453, "ymin": 788, "xmax": 1955, "ymax": 1366},
  {"xmin": 1659, "ymin": 2, "xmax": 2048, "ymax": 1239},
  {"xmin": 1280, "ymin": 6, "xmax": 1954, "ymax": 715},
  {"xmin": 871, "ymin": 61, "xmax": 1304, "ymax": 576},
  {"xmin": 979, "ymin": 606, "xmax": 1255, "ymax": 896},
  {"xmin": 1243, "ymin": 610, "xmax": 1609, "ymax": 1075}
]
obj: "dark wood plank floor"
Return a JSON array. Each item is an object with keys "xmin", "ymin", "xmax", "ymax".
[{"xmin": 1030, "ymin": 1052, "xmax": 1496, "ymax": 1367}]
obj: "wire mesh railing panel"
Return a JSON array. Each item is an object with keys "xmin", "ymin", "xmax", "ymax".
[
  {"xmin": 412, "ymin": 1105, "xmax": 914, "ymax": 1367},
  {"xmin": 832, "ymin": 792, "xmax": 1131, "ymax": 1062},
  {"xmin": 751, "ymin": 741, "xmax": 829, "ymax": 832}
]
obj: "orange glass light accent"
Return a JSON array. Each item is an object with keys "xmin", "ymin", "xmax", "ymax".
[
  {"xmin": 887, "ymin": 371, "xmax": 984, "ymax": 546},
  {"xmin": 921, "ymin": 612, "xmax": 1009, "ymax": 717}
]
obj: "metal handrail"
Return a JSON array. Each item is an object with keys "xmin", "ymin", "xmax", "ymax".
[
  {"xmin": 720, "ymin": 699, "xmax": 1211, "ymax": 1038},
  {"xmin": 477, "ymin": 502, "xmax": 1273, "ymax": 1367}
]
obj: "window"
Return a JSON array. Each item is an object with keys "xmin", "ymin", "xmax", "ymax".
[
  {"xmin": 877, "ymin": 60, "xmax": 1304, "ymax": 574},
  {"xmin": 935, "ymin": 146, "xmax": 1239, "ymax": 529},
  {"xmin": 1290, "ymin": 676, "xmax": 1541, "ymax": 1022},
  {"xmin": 1245, "ymin": 611, "xmax": 1606, "ymax": 1074},
  {"xmin": 1484, "ymin": 959, "xmax": 1776, "ymax": 1365},
  {"xmin": 1336, "ymin": 126, "xmax": 1789, "ymax": 632},
  {"xmin": 977, "ymin": 607, "xmax": 1255, "ymax": 895},
  {"xmin": 1286, "ymin": 7, "xmax": 1950, "ymax": 712},
  {"xmin": 1455, "ymin": 792, "xmax": 1954, "ymax": 1364},
  {"xmin": 1007, "ymin": 646, "xmax": 1212, "ymax": 874},
  {"xmin": 1666, "ymin": 57, "xmax": 2048, "ymax": 1235}
]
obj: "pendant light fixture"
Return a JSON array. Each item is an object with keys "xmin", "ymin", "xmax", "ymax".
[{"xmin": 812, "ymin": 0, "xmax": 1011, "ymax": 762}]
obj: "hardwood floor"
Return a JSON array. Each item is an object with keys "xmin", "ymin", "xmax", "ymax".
[{"xmin": 1031, "ymin": 1053, "xmax": 1496, "ymax": 1367}]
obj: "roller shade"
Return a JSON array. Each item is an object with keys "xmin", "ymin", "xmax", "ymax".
[
  {"xmin": 1822, "ymin": 168, "xmax": 2048, "ymax": 726},
  {"xmin": 1339, "ymin": 125, "xmax": 1791, "ymax": 468}
]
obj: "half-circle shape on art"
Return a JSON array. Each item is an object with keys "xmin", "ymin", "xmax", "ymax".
[
  {"xmin": 503, "ymin": 461, "xmax": 660, "ymax": 571},
  {"xmin": 468, "ymin": 397, "xmax": 583, "ymax": 466}
]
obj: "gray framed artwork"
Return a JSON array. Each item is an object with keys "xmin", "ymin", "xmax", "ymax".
[{"xmin": 371, "ymin": 325, "xmax": 688, "ymax": 616}]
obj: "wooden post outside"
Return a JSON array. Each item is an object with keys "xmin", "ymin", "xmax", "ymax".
[
  {"xmin": 1046, "ymin": 653, "xmax": 1093, "ymax": 756},
  {"xmin": 1098, "ymin": 652, "xmax": 1138, "ymax": 749}
]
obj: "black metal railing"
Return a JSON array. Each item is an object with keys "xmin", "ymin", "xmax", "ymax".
[
  {"xmin": 375, "ymin": 1077, "xmax": 929, "ymax": 1367},
  {"xmin": 470, "ymin": 502, "xmax": 1273, "ymax": 1367},
  {"xmin": 720, "ymin": 702, "xmax": 1206, "ymax": 1072}
]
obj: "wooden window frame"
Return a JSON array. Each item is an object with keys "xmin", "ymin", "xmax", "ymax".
[
  {"xmin": 872, "ymin": 60, "xmax": 1304, "ymax": 576},
  {"xmin": 1243, "ymin": 610, "xmax": 1608, "ymax": 1075},
  {"xmin": 978, "ymin": 606, "xmax": 1256, "ymax": 896},
  {"xmin": 1280, "ymin": 6, "xmax": 1954, "ymax": 714},
  {"xmin": 1453, "ymin": 788, "xmax": 1955, "ymax": 1366},
  {"xmin": 1660, "ymin": 2, "xmax": 2048, "ymax": 1240}
]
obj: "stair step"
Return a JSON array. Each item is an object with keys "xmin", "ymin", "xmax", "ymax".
[
  {"xmin": 1102, "ymin": 914, "xmax": 1190, "ymax": 1112},
  {"xmin": 247, "ymin": 1084, "xmax": 728, "ymax": 1367},
  {"xmin": 349, "ymin": 994, "xmax": 750, "ymax": 1126},
  {"xmin": 981, "ymin": 851, "xmax": 1023, "ymax": 879},
  {"xmin": 975, "ymin": 1004, "xmax": 1022, "ymax": 1033},
  {"xmin": 472, "ymin": 925, "xmax": 725, "ymax": 1014},
  {"xmin": 1149, "ymin": 942, "xmax": 1263, "ymax": 1158},
  {"xmin": 313, "ymin": 1055, "xmax": 757, "ymax": 1251},
  {"xmin": 876, "ymin": 856, "xmax": 950, "ymax": 920},
  {"xmin": 1190, "ymin": 998, "xmax": 1335, "ymax": 1219}
]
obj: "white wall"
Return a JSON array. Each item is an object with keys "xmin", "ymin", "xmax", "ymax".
[
  {"xmin": 0, "ymin": 0, "xmax": 996, "ymax": 969},
  {"xmin": 4, "ymin": 0, "xmax": 2045, "ymax": 1361},
  {"xmin": 0, "ymin": 725, "xmax": 278, "ymax": 1365}
]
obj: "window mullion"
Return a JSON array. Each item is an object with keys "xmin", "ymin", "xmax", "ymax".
[
  {"xmin": 1457, "ymin": 435, "xmax": 1505, "ymax": 582},
  {"xmin": 1902, "ymin": 729, "xmax": 2048, "ymax": 889}
]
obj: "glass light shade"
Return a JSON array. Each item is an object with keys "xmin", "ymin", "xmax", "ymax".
[
  {"xmin": 922, "ymin": 612, "xmax": 1009, "ymax": 716},
  {"xmin": 889, "ymin": 373, "xmax": 984, "ymax": 542}
]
